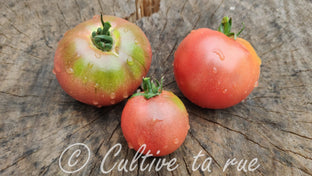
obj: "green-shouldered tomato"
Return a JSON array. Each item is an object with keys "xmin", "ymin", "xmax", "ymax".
[
  {"xmin": 54, "ymin": 14, "xmax": 152, "ymax": 107},
  {"xmin": 121, "ymin": 77, "xmax": 190, "ymax": 156}
]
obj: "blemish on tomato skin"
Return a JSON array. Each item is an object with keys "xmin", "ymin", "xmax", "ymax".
[
  {"xmin": 212, "ymin": 49, "xmax": 225, "ymax": 61},
  {"xmin": 152, "ymin": 118, "xmax": 163, "ymax": 124},
  {"xmin": 222, "ymin": 88, "xmax": 228, "ymax": 94}
]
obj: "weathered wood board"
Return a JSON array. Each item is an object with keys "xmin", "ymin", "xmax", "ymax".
[{"xmin": 1, "ymin": 0, "xmax": 312, "ymax": 175}]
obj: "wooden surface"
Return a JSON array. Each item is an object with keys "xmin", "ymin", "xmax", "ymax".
[{"xmin": 1, "ymin": 0, "xmax": 312, "ymax": 175}]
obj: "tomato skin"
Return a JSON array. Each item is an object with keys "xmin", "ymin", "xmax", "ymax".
[
  {"xmin": 54, "ymin": 15, "xmax": 152, "ymax": 107},
  {"xmin": 121, "ymin": 90, "xmax": 189, "ymax": 156},
  {"xmin": 174, "ymin": 28, "xmax": 261, "ymax": 109}
]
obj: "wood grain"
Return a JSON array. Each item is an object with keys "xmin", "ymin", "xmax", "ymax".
[{"xmin": 0, "ymin": 0, "xmax": 312, "ymax": 175}]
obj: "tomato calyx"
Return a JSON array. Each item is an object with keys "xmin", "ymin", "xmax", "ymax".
[
  {"xmin": 218, "ymin": 16, "xmax": 245, "ymax": 40},
  {"xmin": 131, "ymin": 77, "xmax": 164, "ymax": 99},
  {"xmin": 91, "ymin": 13, "xmax": 113, "ymax": 51}
]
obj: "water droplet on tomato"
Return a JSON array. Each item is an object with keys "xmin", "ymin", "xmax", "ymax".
[
  {"xmin": 254, "ymin": 81, "xmax": 259, "ymax": 87},
  {"xmin": 213, "ymin": 49, "xmax": 225, "ymax": 61},
  {"xmin": 163, "ymin": 145, "xmax": 168, "ymax": 149},
  {"xmin": 123, "ymin": 92, "xmax": 128, "ymax": 98},
  {"xmin": 222, "ymin": 88, "xmax": 228, "ymax": 94},
  {"xmin": 93, "ymin": 100, "xmax": 98, "ymax": 106},
  {"xmin": 52, "ymin": 69, "xmax": 56, "ymax": 75},
  {"xmin": 173, "ymin": 138, "xmax": 179, "ymax": 145},
  {"xmin": 127, "ymin": 57, "xmax": 134, "ymax": 66},
  {"xmin": 66, "ymin": 67, "xmax": 74, "ymax": 74},
  {"xmin": 110, "ymin": 99, "xmax": 115, "ymax": 104},
  {"xmin": 213, "ymin": 67, "xmax": 217, "ymax": 73},
  {"xmin": 217, "ymin": 81, "xmax": 221, "ymax": 85},
  {"xmin": 156, "ymin": 150, "xmax": 160, "ymax": 155},
  {"xmin": 94, "ymin": 83, "xmax": 99, "ymax": 88},
  {"xmin": 110, "ymin": 92, "xmax": 116, "ymax": 99},
  {"xmin": 83, "ymin": 76, "xmax": 88, "ymax": 83},
  {"xmin": 128, "ymin": 142, "xmax": 134, "ymax": 149}
]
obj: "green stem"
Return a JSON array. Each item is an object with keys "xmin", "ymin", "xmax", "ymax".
[
  {"xmin": 91, "ymin": 13, "xmax": 113, "ymax": 51},
  {"xmin": 131, "ymin": 77, "xmax": 164, "ymax": 99},
  {"xmin": 217, "ymin": 16, "xmax": 245, "ymax": 40}
]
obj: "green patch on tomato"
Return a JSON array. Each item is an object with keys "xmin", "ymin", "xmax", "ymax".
[
  {"xmin": 167, "ymin": 92, "xmax": 187, "ymax": 112},
  {"xmin": 130, "ymin": 44, "xmax": 146, "ymax": 68},
  {"xmin": 73, "ymin": 58, "xmax": 126, "ymax": 92}
]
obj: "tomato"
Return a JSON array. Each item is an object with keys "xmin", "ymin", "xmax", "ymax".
[
  {"xmin": 121, "ymin": 77, "xmax": 189, "ymax": 156},
  {"xmin": 53, "ymin": 14, "xmax": 152, "ymax": 107},
  {"xmin": 174, "ymin": 17, "xmax": 261, "ymax": 109}
]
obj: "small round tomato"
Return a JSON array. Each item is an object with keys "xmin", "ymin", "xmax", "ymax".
[
  {"xmin": 121, "ymin": 77, "xmax": 189, "ymax": 156},
  {"xmin": 174, "ymin": 17, "xmax": 261, "ymax": 109},
  {"xmin": 54, "ymin": 14, "xmax": 152, "ymax": 107}
]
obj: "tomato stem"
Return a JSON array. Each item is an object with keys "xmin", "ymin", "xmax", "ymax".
[
  {"xmin": 131, "ymin": 77, "xmax": 164, "ymax": 99},
  {"xmin": 218, "ymin": 16, "xmax": 245, "ymax": 40},
  {"xmin": 91, "ymin": 13, "xmax": 113, "ymax": 51}
]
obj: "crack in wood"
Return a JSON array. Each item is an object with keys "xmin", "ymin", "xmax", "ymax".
[
  {"xmin": 272, "ymin": 158, "xmax": 312, "ymax": 176},
  {"xmin": 182, "ymin": 156, "xmax": 191, "ymax": 176},
  {"xmin": 190, "ymin": 111, "xmax": 270, "ymax": 151},
  {"xmin": 0, "ymin": 91, "xmax": 40, "ymax": 98},
  {"xmin": 0, "ymin": 148, "xmax": 39, "ymax": 173},
  {"xmin": 74, "ymin": 0, "xmax": 83, "ymax": 21},
  {"xmin": 56, "ymin": 3, "xmax": 69, "ymax": 29},
  {"xmin": 188, "ymin": 131, "xmax": 222, "ymax": 170},
  {"xmin": 281, "ymin": 129, "xmax": 312, "ymax": 140},
  {"xmin": 210, "ymin": 0, "xmax": 224, "ymax": 20},
  {"xmin": 259, "ymin": 43, "xmax": 284, "ymax": 57}
]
